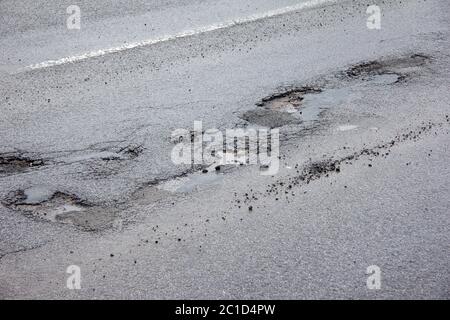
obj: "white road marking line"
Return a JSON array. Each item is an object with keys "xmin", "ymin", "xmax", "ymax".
[{"xmin": 21, "ymin": 0, "xmax": 337, "ymax": 72}]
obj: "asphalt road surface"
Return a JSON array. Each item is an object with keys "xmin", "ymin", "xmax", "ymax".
[{"xmin": 0, "ymin": 0, "xmax": 449, "ymax": 299}]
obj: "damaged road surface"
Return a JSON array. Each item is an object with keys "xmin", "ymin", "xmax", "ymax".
[
  {"xmin": 0, "ymin": 0, "xmax": 449, "ymax": 299},
  {"xmin": 0, "ymin": 153, "xmax": 45, "ymax": 176}
]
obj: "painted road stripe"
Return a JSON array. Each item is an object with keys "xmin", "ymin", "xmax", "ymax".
[{"xmin": 21, "ymin": 0, "xmax": 337, "ymax": 72}]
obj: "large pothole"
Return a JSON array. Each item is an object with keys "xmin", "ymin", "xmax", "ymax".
[
  {"xmin": 241, "ymin": 87, "xmax": 323, "ymax": 128},
  {"xmin": 344, "ymin": 54, "xmax": 430, "ymax": 82},
  {"xmin": 242, "ymin": 54, "xmax": 432, "ymax": 129},
  {"xmin": 3, "ymin": 186, "xmax": 116, "ymax": 231}
]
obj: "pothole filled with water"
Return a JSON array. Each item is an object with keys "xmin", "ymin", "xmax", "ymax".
[
  {"xmin": 3, "ymin": 186, "xmax": 116, "ymax": 231},
  {"xmin": 242, "ymin": 54, "xmax": 431, "ymax": 129},
  {"xmin": 241, "ymin": 87, "xmax": 323, "ymax": 127}
]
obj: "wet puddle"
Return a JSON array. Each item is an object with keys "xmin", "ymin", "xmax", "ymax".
[
  {"xmin": 243, "ymin": 85, "xmax": 359, "ymax": 127},
  {"xmin": 300, "ymin": 87, "xmax": 355, "ymax": 122}
]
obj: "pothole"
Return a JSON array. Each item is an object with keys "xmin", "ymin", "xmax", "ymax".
[
  {"xmin": 3, "ymin": 186, "xmax": 116, "ymax": 231},
  {"xmin": 243, "ymin": 54, "xmax": 432, "ymax": 129},
  {"xmin": 344, "ymin": 54, "xmax": 430, "ymax": 82},
  {"xmin": 241, "ymin": 87, "xmax": 323, "ymax": 128},
  {"xmin": 299, "ymin": 86, "xmax": 356, "ymax": 121},
  {"xmin": 240, "ymin": 108, "xmax": 302, "ymax": 128},
  {"xmin": 0, "ymin": 153, "xmax": 45, "ymax": 176},
  {"xmin": 256, "ymin": 87, "xmax": 322, "ymax": 111},
  {"xmin": 366, "ymin": 73, "xmax": 401, "ymax": 85},
  {"xmin": 242, "ymin": 86, "xmax": 346, "ymax": 127}
]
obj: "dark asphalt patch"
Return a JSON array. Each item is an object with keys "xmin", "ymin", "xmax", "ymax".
[{"xmin": 0, "ymin": 153, "xmax": 44, "ymax": 176}]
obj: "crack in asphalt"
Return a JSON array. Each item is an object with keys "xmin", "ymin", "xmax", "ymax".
[{"xmin": 0, "ymin": 241, "xmax": 50, "ymax": 262}]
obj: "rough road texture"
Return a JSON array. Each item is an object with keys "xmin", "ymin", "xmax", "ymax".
[{"xmin": 0, "ymin": 0, "xmax": 449, "ymax": 299}]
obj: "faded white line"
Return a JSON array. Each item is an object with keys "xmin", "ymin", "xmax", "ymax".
[{"xmin": 21, "ymin": 0, "xmax": 337, "ymax": 72}]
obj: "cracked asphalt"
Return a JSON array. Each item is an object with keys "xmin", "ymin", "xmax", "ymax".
[{"xmin": 0, "ymin": 0, "xmax": 449, "ymax": 299}]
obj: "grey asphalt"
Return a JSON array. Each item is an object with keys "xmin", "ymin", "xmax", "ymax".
[{"xmin": 0, "ymin": 0, "xmax": 449, "ymax": 299}]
